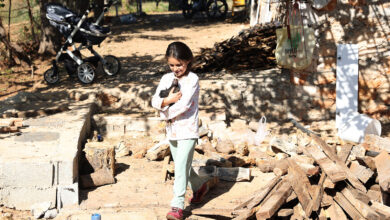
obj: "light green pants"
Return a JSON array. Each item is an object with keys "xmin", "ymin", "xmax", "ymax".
[{"xmin": 169, "ymin": 139, "xmax": 204, "ymax": 209}]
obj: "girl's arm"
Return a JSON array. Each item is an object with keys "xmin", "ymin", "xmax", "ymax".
[{"xmin": 162, "ymin": 77, "xmax": 199, "ymax": 120}]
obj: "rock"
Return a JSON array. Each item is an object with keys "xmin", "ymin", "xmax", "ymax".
[
  {"xmin": 214, "ymin": 138, "xmax": 235, "ymax": 154},
  {"xmin": 43, "ymin": 209, "xmax": 58, "ymax": 219},
  {"xmin": 234, "ymin": 142, "xmax": 249, "ymax": 156},
  {"xmin": 31, "ymin": 202, "xmax": 51, "ymax": 219},
  {"xmin": 115, "ymin": 141, "xmax": 130, "ymax": 158}
]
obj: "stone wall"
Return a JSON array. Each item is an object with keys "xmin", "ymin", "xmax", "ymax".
[{"xmin": 290, "ymin": 0, "xmax": 389, "ymax": 120}]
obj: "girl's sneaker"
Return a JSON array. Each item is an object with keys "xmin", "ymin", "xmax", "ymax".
[{"xmin": 166, "ymin": 207, "xmax": 183, "ymax": 220}]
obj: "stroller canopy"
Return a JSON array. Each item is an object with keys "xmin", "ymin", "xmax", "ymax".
[
  {"xmin": 46, "ymin": 3, "xmax": 110, "ymax": 45},
  {"xmin": 46, "ymin": 4, "xmax": 79, "ymax": 24}
]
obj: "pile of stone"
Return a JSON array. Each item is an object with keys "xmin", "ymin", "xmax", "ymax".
[
  {"xmin": 0, "ymin": 118, "xmax": 23, "ymax": 133},
  {"xmin": 192, "ymin": 24, "xmax": 278, "ymax": 73},
  {"xmin": 231, "ymin": 122, "xmax": 390, "ymax": 219}
]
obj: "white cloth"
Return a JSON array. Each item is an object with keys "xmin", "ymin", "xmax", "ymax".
[{"xmin": 152, "ymin": 72, "xmax": 199, "ymax": 140}]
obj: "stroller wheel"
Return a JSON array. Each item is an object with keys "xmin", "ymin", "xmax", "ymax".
[
  {"xmin": 77, "ymin": 62, "xmax": 95, "ymax": 84},
  {"xmin": 44, "ymin": 68, "xmax": 59, "ymax": 84},
  {"xmin": 102, "ymin": 55, "xmax": 121, "ymax": 76}
]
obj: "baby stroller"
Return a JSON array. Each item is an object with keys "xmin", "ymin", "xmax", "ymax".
[{"xmin": 44, "ymin": 0, "xmax": 121, "ymax": 84}]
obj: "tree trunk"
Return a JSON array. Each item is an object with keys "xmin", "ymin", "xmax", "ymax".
[
  {"xmin": 26, "ymin": 0, "xmax": 38, "ymax": 44},
  {"xmin": 0, "ymin": 17, "xmax": 31, "ymax": 66},
  {"xmin": 93, "ymin": 0, "xmax": 105, "ymax": 21},
  {"xmin": 38, "ymin": 0, "xmax": 89, "ymax": 56},
  {"xmin": 8, "ymin": 0, "xmax": 11, "ymax": 61}
]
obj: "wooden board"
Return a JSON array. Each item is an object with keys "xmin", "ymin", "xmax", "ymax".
[
  {"xmin": 232, "ymin": 175, "xmax": 281, "ymax": 219},
  {"xmin": 349, "ymin": 161, "xmax": 374, "ymax": 184},
  {"xmin": 327, "ymin": 200, "xmax": 348, "ymax": 220},
  {"xmin": 337, "ymin": 143, "xmax": 353, "ymax": 163},
  {"xmin": 333, "ymin": 192, "xmax": 364, "ymax": 219},
  {"xmin": 255, "ymin": 178, "xmax": 292, "ymax": 219},
  {"xmin": 311, "ymin": 134, "xmax": 367, "ymax": 192},
  {"xmin": 374, "ymin": 151, "xmax": 390, "ymax": 192},
  {"xmin": 303, "ymin": 144, "xmax": 346, "ymax": 183},
  {"xmin": 312, "ymin": 172, "xmax": 326, "ymax": 212},
  {"xmin": 341, "ymin": 187, "xmax": 379, "ymax": 219},
  {"xmin": 287, "ymin": 159, "xmax": 313, "ymax": 217},
  {"xmin": 370, "ymin": 201, "xmax": 390, "ymax": 219}
]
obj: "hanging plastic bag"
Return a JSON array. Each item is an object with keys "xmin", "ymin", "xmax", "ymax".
[
  {"xmin": 275, "ymin": 0, "xmax": 315, "ymax": 70},
  {"xmin": 254, "ymin": 116, "xmax": 269, "ymax": 146}
]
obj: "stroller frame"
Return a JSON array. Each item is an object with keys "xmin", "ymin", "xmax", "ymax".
[{"xmin": 44, "ymin": 0, "xmax": 121, "ymax": 84}]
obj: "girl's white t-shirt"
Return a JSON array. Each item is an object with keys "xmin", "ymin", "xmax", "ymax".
[{"xmin": 151, "ymin": 72, "xmax": 199, "ymax": 140}]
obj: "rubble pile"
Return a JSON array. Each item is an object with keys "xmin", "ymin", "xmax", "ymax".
[
  {"xmin": 90, "ymin": 113, "xmax": 390, "ymax": 219},
  {"xmin": 192, "ymin": 24, "xmax": 278, "ymax": 73},
  {"xmin": 231, "ymin": 123, "xmax": 390, "ymax": 219}
]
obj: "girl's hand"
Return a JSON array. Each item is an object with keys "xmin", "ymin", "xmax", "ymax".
[
  {"xmin": 168, "ymin": 87, "xmax": 182, "ymax": 103},
  {"xmin": 162, "ymin": 87, "xmax": 182, "ymax": 107}
]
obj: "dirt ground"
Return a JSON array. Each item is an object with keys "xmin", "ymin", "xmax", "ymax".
[
  {"xmin": 0, "ymin": 11, "xmax": 248, "ymax": 101},
  {"xmin": 1, "ymin": 11, "xmax": 264, "ymax": 220}
]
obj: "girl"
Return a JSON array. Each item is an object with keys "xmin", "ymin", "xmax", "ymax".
[{"xmin": 152, "ymin": 42, "xmax": 215, "ymax": 220}]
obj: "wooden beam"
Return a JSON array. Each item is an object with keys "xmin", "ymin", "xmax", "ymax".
[
  {"xmin": 374, "ymin": 151, "xmax": 390, "ymax": 192},
  {"xmin": 303, "ymin": 144, "xmax": 346, "ymax": 183},
  {"xmin": 232, "ymin": 175, "xmax": 281, "ymax": 219},
  {"xmin": 255, "ymin": 178, "xmax": 292, "ymax": 219},
  {"xmin": 333, "ymin": 192, "xmax": 365, "ymax": 219},
  {"xmin": 337, "ymin": 143, "xmax": 353, "ymax": 163},
  {"xmin": 310, "ymin": 134, "xmax": 367, "ymax": 192},
  {"xmin": 327, "ymin": 200, "xmax": 348, "ymax": 220},
  {"xmin": 277, "ymin": 208, "xmax": 293, "ymax": 217},
  {"xmin": 370, "ymin": 201, "xmax": 390, "ymax": 219},
  {"xmin": 349, "ymin": 161, "xmax": 374, "ymax": 184},
  {"xmin": 341, "ymin": 187, "xmax": 380, "ymax": 219},
  {"xmin": 312, "ymin": 172, "xmax": 326, "ymax": 212},
  {"xmin": 287, "ymin": 159, "xmax": 314, "ymax": 217}
]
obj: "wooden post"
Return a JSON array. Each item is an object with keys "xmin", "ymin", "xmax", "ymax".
[{"xmin": 8, "ymin": 0, "xmax": 12, "ymax": 61}]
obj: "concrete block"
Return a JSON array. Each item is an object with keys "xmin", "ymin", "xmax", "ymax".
[
  {"xmin": 57, "ymin": 159, "xmax": 77, "ymax": 185},
  {"xmin": 0, "ymin": 161, "xmax": 54, "ymax": 188},
  {"xmin": 1, "ymin": 187, "xmax": 56, "ymax": 210},
  {"xmin": 57, "ymin": 183, "xmax": 79, "ymax": 208}
]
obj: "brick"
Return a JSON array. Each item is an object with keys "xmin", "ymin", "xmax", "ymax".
[{"xmin": 0, "ymin": 161, "xmax": 54, "ymax": 188}]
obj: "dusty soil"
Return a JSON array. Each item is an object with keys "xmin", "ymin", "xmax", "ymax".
[{"xmin": 0, "ymin": 12, "xmax": 248, "ymax": 101}]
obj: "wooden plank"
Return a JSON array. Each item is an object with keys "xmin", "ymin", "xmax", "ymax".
[
  {"xmin": 333, "ymin": 192, "xmax": 365, "ymax": 219},
  {"xmin": 327, "ymin": 200, "xmax": 348, "ymax": 220},
  {"xmin": 255, "ymin": 178, "xmax": 292, "ymax": 219},
  {"xmin": 232, "ymin": 175, "xmax": 281, "ymax": 219},
  {"xmin": 291, "ymin": 203, "xmax": 306, "ymax": 219},
  {"xmin": 303, "ymin": 144, "xmax": 346, "ymax": 183},
  {"xmin": 312, "ymin": 172, "xmax": 326, "ymax": 212},
  {"xmin": 311, "ymin": 134, "xmax": 367, "ymax": 192},
  {"xmin": 341, "ymin": 187, "xmax": 380, "ymax": 219},
  {"xmin": 318, "ymin": 207, "xmax": 327, "ymax": 220},
  {"xmin": 374, "ymin": 151, "xmax": 390, "ymax": 192},
  {"xmin": 273, "ymin": 159, "xmax": 319, "ymax": 176},
  {"xmin": 287, "ymin": 160, "xmax": 313, "ymax": 217},
  {"xmin": 363, "ymin": 134, "xmax": 390, "ymax": 153},
  {"xmin": 286, "ymin": 191, "xmax": 297, "ymax": 203},
  {"xmin": 321, "ymin": 193, "xmax": 333, "ymax": 207},
  {"xmin": 337, "ymin": 143, "xmax": 353, "ymax": 163},
  {"xmin": 370, "ymin": 201, "xmax": 390, "ymax": 219},
  {"xmin": 349, "ymin": 161, "xmax": 374, "ymax": 184},
  {"xmin": 356, "ymin": 156, "xmax": 376, "ymax": 171},
  {"xmin": 277, "ymin": 208, "xmax": 293, "ymax": 217}
]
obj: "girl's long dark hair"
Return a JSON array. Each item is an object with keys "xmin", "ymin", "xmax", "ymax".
[{"xmin": 165, "ymin": 42, "xmax": 193, "ymax": 74}]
